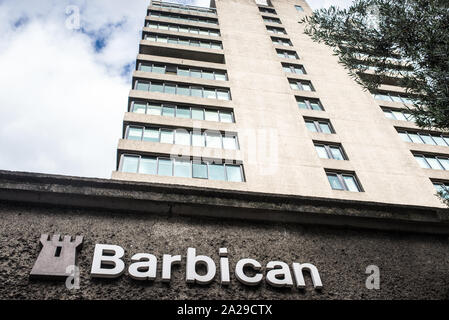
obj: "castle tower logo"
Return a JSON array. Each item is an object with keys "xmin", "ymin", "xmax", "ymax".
[{"xmin": 30, "ymin": 234, "xmax": 83, "ymax": 279}]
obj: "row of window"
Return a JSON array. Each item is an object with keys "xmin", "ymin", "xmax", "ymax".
[
  {"xmin": 305, "ymin": 118, "xmax": 334, "ymax": 134},
  {"xmin": 125, "ymin": 126, "xmax": 239, "ymax": 150},
  {"xmin": 327, "ymin": 172, "xmax": 362, "ymax": 192},
  {"xmin": 398, "ymin": 130, "xmax": 449, "ymax": 147},
  {"xmin": 353, "ymin": 53, "xmax": 406, "ymax": 65},
  {"xmin": 283, "ymin": 63, "xmax": 306, "ymax": 75},
  {"xmin": 372, "ymin": 92, "xmax": 416, "ymax": 105},
  {"xmin": 134, "ymin": 80, "xmax": 231, "ymax": 100},
  {"xmin": 315, "ymin": 143, "xmax": 346, "ymax": 160},
  {"xmin": 151, "ymin": 1, "xmax": 216, "ymax": 14},
  {"xmin": 267, "ymin": 26, "xmax": 286, "ymax": 34},
  {"xmin": 138, "ymin": 62, "xmax": 228, "ymax": 81},
  {"xmin": 297, "ymin": 97, "xmax": 324, "ymax": 111},
  {"xmin": 258, "ymin": 6, "xmax": 276, "ymax": 14},
  {"xmin": 272, "ymin": 37, "xmax": 292, "ymax": 47},
  {"xmin": 359, "ymin": 64, "xmax": 414, "ymax": 77},
  {"xmin": 263, "ymin": 16, "xmax": 281, "ymax": 24},
  {"xmin": 121, "ymin": 155, "xmax": 245, "ymax": 182},
  {"xmin": 382, "ymin": 108, "xmax": 415, "ymax": 122},
  {"xmin": 277, "ymin": 49, "xmax": 299, "ymax": 60},
  {"xmin": 148, "ymin": 10, "xmax": 218, "ymax": 25},
  {"xmin": 130, "ymin": 101, "xmax": 235, "ymax": 123},
  {"xmin": 415, "ymin": 154, "xmax": 449, "ymax": 170},
  {"xmin": 144, "ymin": 33, "xmax": 223, "ymax": 50},
  {"xmin": 121, "ymin": 154, "xmax": 360, "ymax": 191},
  {"xmin": 146, "ymin": 21, "xmax": 220, "ymax": 37},
  {"xmin": 289, "ymin": 79, "xmax": 314, "ymax": 92}
]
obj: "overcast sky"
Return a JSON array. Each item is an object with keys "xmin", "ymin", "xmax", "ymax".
[{"xmin": 0, "ymin": 0, "xmax": 353, "ymax": 179}]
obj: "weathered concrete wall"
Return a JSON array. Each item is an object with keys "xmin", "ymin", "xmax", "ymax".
[{"xmin": 1, "ymin": 202, "xmax": 448, "ymax": 300}]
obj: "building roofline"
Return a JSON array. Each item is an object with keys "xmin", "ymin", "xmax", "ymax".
[{"xmin": 0, "ymin": 170, "xmax": 448, "ymax": 235}]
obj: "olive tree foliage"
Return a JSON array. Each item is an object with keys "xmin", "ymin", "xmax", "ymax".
[{"xmin": 300, "ymin": 0, "xmax": 449, "ymax": 131}]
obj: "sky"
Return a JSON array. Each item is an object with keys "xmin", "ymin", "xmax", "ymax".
[{"xmin": 0, "ymin": 0, "xmax": 353, "ymax": 179}]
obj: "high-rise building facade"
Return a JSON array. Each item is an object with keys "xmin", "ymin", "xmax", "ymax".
[
  {"xmin": 1, "ymin": 0, "xmax": 448, "ymax": 301},
  {"xmin": 113, "ymin": 0, "xmax": 449, "ymax": 209}
]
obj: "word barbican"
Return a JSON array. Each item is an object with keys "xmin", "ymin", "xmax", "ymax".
[{"xmin": 90, "ymin": 245, "xmax": 323, "ymax": 289}]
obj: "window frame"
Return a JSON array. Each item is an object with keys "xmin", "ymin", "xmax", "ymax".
[
  {"xmin": 119, "ymin": 154, "xmax": 245, "ymax": 182},
  {"xmin": 289, "ymin": 79, "xmax": 314, "ymax": 92},
  {"xmin": 326, "ymin": 171, "xmax": 363, "ymax": 192},
  {"xmin": 398, "ymin": 130, "xmax": 449, "ymax": 147},
  {"xmin": 129, "ymin": 101, "xmax": 235, "ymax": 123},
  {"xmin": 134, "ymin": 80, "xmax": 231, "ymax": 100},
  {"xmin": 276, "ymin": 49, "xmax": 299, "ymax": 59},
  {"xmin": 125, "ymin": 125, "xmax": 239, "ymax": 150},
  {"xmin": 145, "ymin": 33, "xmax": 222, "ymax": 49},
  {"xmin": 414, "ymin": 153, "xmax": 449, "ymax": 170},
  {"xmin": 304, "ymin": 118, "xmax": 335, "ymax": 134},
  {"xmin": 271, "ymin": 37, "xmax": 293, "ymax": 47},
  {"xmin": 282, "ymin": 63, "xmax": 306, "ymax": 75},
  {"xmin": 314, "ymin": 143, "xmax": 347, "ymax": 160},
  {"xmin": 296, "ymin": 97, "xmax": 324, "ymax": 111}
]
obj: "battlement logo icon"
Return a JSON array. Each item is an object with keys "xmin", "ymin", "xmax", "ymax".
[{"xmin": 30, "ymin": 234, "xmax": 83, "ymax": 279}]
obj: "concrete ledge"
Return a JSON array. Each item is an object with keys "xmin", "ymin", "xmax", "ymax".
[{"xmin": 0, "ymin": 170, "xmax": 447, "ymax": 235}]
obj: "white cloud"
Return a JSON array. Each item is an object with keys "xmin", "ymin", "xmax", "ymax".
[
  {"xmin": 0, "ymin": 0, "xmax": 354, "ymax": 179},
  {"xmin": 0, "ymin": 0, "xmax": 148, "ymax": 178}
]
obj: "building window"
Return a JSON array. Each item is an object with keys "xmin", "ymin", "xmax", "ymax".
[
  {"xmin": 289, "ymin": 79, "xmax": 314, "ymax": 91},
  {"xmin": 272, "ymin": 37, "xmax": 292, "ymax": 47},
  {"xmin": 125, "ymin": 126, "xmax": 239, "ymax": 150},
  {"xmin": 146, "ymin": 22, "xmax": 220, "ymax": 37},
  {"xmin": 139, "ymin": 63, "xmax": 228, "ymax": 81},
  {"xmin": 144, "ymin": 33, "xmax": 223, "ymax": 50},
  {"xmin": 276, "ymin": 49, "xmax": 299, "ymax": 60},
  {"xmin": 282, "ymin": 63, "xmax": 306, "ymax": 74},
  {"xmin": 258, "ymin": 6, "xmax": 276, "ymax": 14},
  {"xmin": 382, "ymin": 108, "xmax": 415, "ymax": 122},
  {"xmin": 266, "ymin": 26, "xmax": 286, "ymax": 34},
  {"xmin": 433, "ymin": 181, "xmax": 449, "ymax": 200},
  {"xmin": 134, "ymin": 80, "xmax": 231, "ymax": 100},
  {"xmin": 296, "ymin": 97, "xmax": 324, "ymax": 111},
  {"xmin": 294, "ymin": 5, "xmax": 304, "ymax": 12},
  {"xmin": 120, "ymin": 154, "xmax": 245, "ymax": 182},
  {"xmin": 314, "ymin": 143, "xmax": 347, "ymax": 160},
  {"xmin": 262, "ymin": 16, "xmax": 282, "ymax": 24},
  {"xmin": 326, "ymin": 172, "xmax": 362, "ymax": 192},
  {"xmin": 131, "ymin": 102, "xmax": 235, "ymax": 123},
  {"xmin": 148, "ymin": 11, "xmax": 218, "ymax": 25},
  {"xmin": 372, "ymin": 91, "xmax": 416, "ymax": 104},
  {"xmin": 414, "ymin": 154, "xmax": 449, "ymax": 170},
  {"xmin": 304, "ymin": 118, "xmax": 335, "ymax": 134},
  {"xmin": 398, "ymin": 130, "xmax": 449, "ymax": 147}
]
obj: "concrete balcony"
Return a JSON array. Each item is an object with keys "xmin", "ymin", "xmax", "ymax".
[
  {"xmin": 144, "ymin": 16, "xmax": 220, "ymax": 31},
  {"xmin": 320, "ymin": 158, "xmax": 355, "ymax": 172},
  {"xmin": 136, "ymin": 54, "xmax": 228, "ymax": 73},
  {"xmin": 147, "ymin": 3, "xmax": 217, "ymax": 18},
  {"xmin": 285, "ymin": 72, "xmax": 312, "ymax": 82},
  {"xmin": 128, "ymin": 90, "xmax": 232, "ymax": 109},
  {"xmin": 117, "ymin": 139, "xmax": 244, "ymax": 163},
  {"xmin": 122, "ymin": 112, "xmax": 236, "ymax": 133},
  {"xmin": 139, "ymin": 39, "xmax": 225, "ymax": 64},
  {"xmin": 142, "ymin": 27, "xmax": 222, "ymax": 42},
  {"xmin": 408, "ymin": 144, "xmax": 449, "ymax": 157},
  {"xmin": 132, "ymin": 70, "xmax": 230, "ymax": 89},
  {"xmin": 307, "ymin": 131, "xmax": 342, "ymax": 145}
]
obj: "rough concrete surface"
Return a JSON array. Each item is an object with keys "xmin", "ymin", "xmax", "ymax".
[{"xmin": 0, "ymin": 202, "xmax": 448, "ymax": 300}]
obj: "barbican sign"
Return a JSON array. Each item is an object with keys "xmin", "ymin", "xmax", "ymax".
[{"xmin": 30, "ymin": 234, "xmax": 323, "ymax": 290}]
